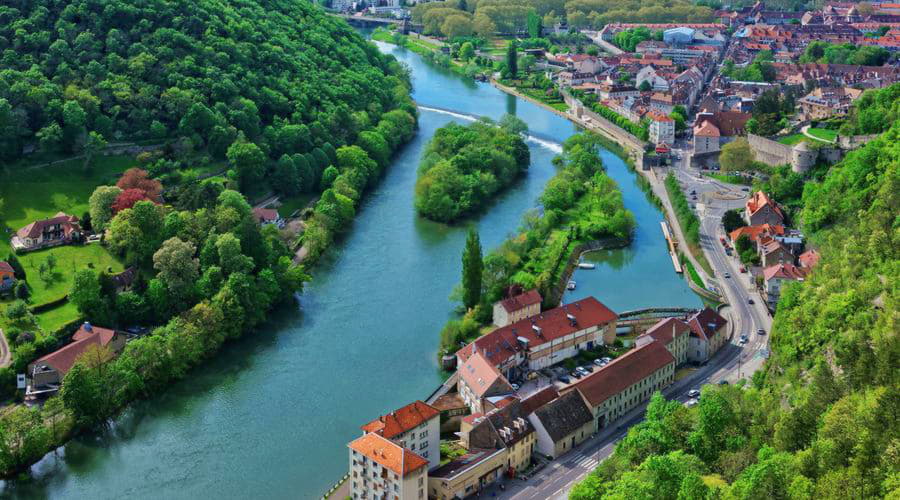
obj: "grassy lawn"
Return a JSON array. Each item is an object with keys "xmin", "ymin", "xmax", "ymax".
[
  {"xmin": 17, "ymin": 244, "xmax": 124, "ymax": 306},
  {"xmin": 278, "ymin": 193, "xmax": 315, "ymax": 217},
  {"xmin": 34, "ymin": 301, "xmax": 80, "ymax": 332},
  {"xmin": 777, "ymin": 134, "xmax": 806, "ymax": 145},
  {"xmin": 682, "ymin": 257, "xmax": 705, "ymax": 288},
  {"xmin": 0, "ymin": 155, "xmax": 135, "ymax": 239},
  {"xmin": 807, "ymin": 127, "xmax": 837, "ymax": 142}
]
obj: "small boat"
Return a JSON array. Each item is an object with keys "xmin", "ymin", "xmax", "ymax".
[
  {"xmin": 567, "ymin": 280, "xmax": 577, "ymax": 290},
  {"xmin": 578, "ymin": 262, "xmax": 595, "ymax": 269}
]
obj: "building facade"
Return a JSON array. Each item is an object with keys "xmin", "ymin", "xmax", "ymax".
[
  {"xmin": 361, "ymin": 401, "xmax": 441, "ymax": 470},
  {"xmin": 648, "ymin": 112, "xmax": 676, "ymax": 145},
  {"xmin": 687, "ymin": 307, "xmax": 729, "ymax": 363},
  {"xmin": 349, "ymin": 433, "xmax": 429, "ymax": 500},
  {"xmin": 565, "ymin": 340, "xmax": 675, "ymax": 431},
  {"xmin": 492, "ymin": 289, "xmax": 542, "ymax": 327},
  {"xmin": 528, "ymin": 391, "xmax": 594, "ymax": 459}
]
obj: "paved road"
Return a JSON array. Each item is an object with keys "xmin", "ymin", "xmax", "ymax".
[{"xmin": 486, "ymin": 155, "xmax": 772, "ymax": 500}]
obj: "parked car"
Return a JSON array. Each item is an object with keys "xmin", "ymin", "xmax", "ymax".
[
  {"xmin": 575, "ymin": 367, "xmax": 588, "ymax": 375},
  {"xmin": 558, "ymin": 375, "xmax": 571, "ymax": 384},
  {"xmin": 511, "ymin": 383, "xmax": 520, "ymax": 391},
  {"xmin": 741, "ymin": 187, "xmax": 750, "ymax": 191},
  {"xmin": 718, "ymin": 380, "xmax": 729, "ymax": 385},
  {"xmin": 580, "ymin": 365, "xmax": 594, "ymax": 373},
  {"xmin": 593, "ymin": 359, "xmax": 604, "ymax": 366},
  {"xmin": 570, "ymin": 371, "xmax": 583, "ymax": 379},
  {"xmin": 687, "ymin": 389, "xmax": 701, "ymax": 398},
  {"xmin": 601, "ymin": 357, "xmax": 612, "ymax": 364},
  {"xmin": 739, "ymin": 266, "xmax": 746, "ymax": 273}
]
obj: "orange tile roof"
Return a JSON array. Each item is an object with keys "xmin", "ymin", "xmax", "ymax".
[
  {"xmin": 568, "ymin": 340, "xmax": 674, "ymax": 407},
  {"xmin": 641, "ymin": 317, "xmax": 691, "ymax": 346},
  {"xmin": 799, "ymin": 249, "xmax": 821, "ymax": 268},
  {"xmin": 458, "ymin": 351, "xmax": 512, "ymax": 398},
  {"xmin": 763, "ymin": 262, "xmax": 809, "ymax": 281},
  {"xmin": 498, "ymin": 289, "xmax": 542, "ymax": 313},
  {"xmin": 729, "ymin": 224, "xmax": 785, "ymax": 242},
  {"xmin": 348, "ymin": 433, "xmax": 428, "ymax": 476},
  {"xmin": 695, "ymin": 120, "xmax": 721, "ymax": 137},
  {"xmin": 747, "ymin": 191, "xmax": 784, "ymax": 219},
  {"xmin": 687, "ymin": 307, "xmax": 727, "ymax": 342},
  {"xmin": 361, "ymin": 401, "xmax": 439, "ymax": 439},
  {"xmin": 31, "ymin": 324, "xmax": 118, "ymax": 377}
]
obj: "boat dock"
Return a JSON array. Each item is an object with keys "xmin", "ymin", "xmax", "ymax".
[{"xmin": 660, "ymin": 221, "xmax": 683, "ymax": 274}]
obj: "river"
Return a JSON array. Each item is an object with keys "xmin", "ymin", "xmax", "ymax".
[{"xmin": 2, "ymin": 38, "xmax": 700, "ymax": 499}]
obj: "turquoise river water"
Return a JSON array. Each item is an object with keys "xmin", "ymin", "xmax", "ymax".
[{"xmin": 1, "ymin": 38, "xmax": 700, "ymax": 499}]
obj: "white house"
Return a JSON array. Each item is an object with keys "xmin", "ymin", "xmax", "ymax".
[
  {"xmin": 360, "ymin": 400, "xmax": 441, "ymax": 470},
  {"xmin": 348, "ymin": 433, "xmax": 429, "ymax": 500},
  {"xmin": 648, "ymin": 111, "xmax": 676, "ymax": 145}
]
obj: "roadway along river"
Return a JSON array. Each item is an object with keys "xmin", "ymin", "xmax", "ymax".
[{"xmin": 2, "ymin": 38, "xmax": 700, "ymax": 499}]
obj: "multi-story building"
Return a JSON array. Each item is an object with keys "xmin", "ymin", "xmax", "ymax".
[
  {"xmin": 457, "ymin": 297, "xmax": 618, "ymax": 382},
  {"xmin": 686, "ymin": 307, "xmax": 729, "ymax": 363},
  {"xmin": 492, "ymin": 289, "xmax": 542, "ymax": 327},
  {"xmin": 565, "ymin": 339, "xmax": 676, "ymax": 431},
  {"xmin": 648, "ymin": 111, "xmax": 676, "ymax": 146},
  {"xmin": 457, "ymin": 352, "xmax": 514, "ymax": 413},
  {"xmin": 348, "ymin": 433, "xmax": 429, "ymax": 500},
  {"xmin": 427, "ymin": 447, "xmax": 506, "ymax": 499},
  {"xmin": 458, "ymin": 399, "xmax": 535, "ymax": 476},
  {"xmin": 637, "ymin": 316, "xmax": 691, "ymax": 366},
  {"xmin": 361, "ymin": 401, "xmax": 441, "ymax": 470},
  {"xmin": 759, "ymin": 238, "xmax": 793, "ymax": 267},
  {"xmin": 745, "ymin": 191, "xmax": 785, "ymax": 226}
]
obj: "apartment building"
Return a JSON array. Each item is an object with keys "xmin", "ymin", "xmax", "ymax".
[
  {"xmin": 637, "ymin": 316, "xmax": 691, "ymax": 366},
  {"xmin": 361, "ymin": 401, "xmax": 441, "ymax": 470},
  {"xmin": 348, "ymin": 433, "xmax": 428, "ymax": 500}
]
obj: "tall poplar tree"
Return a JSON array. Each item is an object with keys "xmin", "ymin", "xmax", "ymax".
[
  {"xmin": 506, "ymin": 42, "xmax": 518, "ymax": 78},
  {"xmin": 462, "ymin": 228, "xmax": 483, "ymax": 309}
]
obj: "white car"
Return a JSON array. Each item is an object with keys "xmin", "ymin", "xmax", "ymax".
[
  {"xmin": 511, "ymin": 383, "xmax": 520, "ymax": 391},
  {"xmin": 685, "ymin": 399, "xmax": 698, "ymax": 408},
  {"xmin": 687, "ymin": 389, "xmax": 700, "ymax": 398}
]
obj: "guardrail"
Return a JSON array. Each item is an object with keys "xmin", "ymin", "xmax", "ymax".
[{"xmin": 321, "ymin": 473, "xmax": 349, "ymax": 500}]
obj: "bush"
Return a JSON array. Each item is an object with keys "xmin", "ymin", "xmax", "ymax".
[{"xmin": 6, "ymin": 301, "xmax": 27, "ymax": 320}]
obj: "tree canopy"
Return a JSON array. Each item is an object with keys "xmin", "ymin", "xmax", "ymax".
[{"xmin": 415, "ymin": 117, "xmax": 530, "ymax": 223}]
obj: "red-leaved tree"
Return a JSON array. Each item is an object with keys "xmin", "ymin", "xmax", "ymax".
[
  {"xmin": 111, "ymin": 188, "xmax": 152, "ymax": 213},
  {"xmin": 116, "ymin": 168, "xmax": 163, "ymax": 202}
]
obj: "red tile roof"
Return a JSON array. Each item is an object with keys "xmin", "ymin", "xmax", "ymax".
[
  {"xmin": 694, "ymin": 120, "xmax": 721, "ymax": 137},
  {"xmin": 799, "ymin": 249, "xmax": 820, "ymax": 268},
  {"xmin": 729, "ymin": 224, "xmax": 785, "ymax": 243},
  {"xmin": 0, "ymin": 262, "xmax": 15, "ymax": 276},
  {"xmin": 252, "ymin": 207, "xmax": 279, "ymax": 223},
  {"xmin": 746, "ymin": 191, "xmax": 784, "ymax": 219},
  {"xmin": 361, "ymin": 401, "xmax": 439, "ymax": 439},
  {"xmin": 31, "ymin": 324, "xmax": 118, "ymax": 377},
  {"xmin": 457, "ymin": 297, "xmax": 617, "ymax": 368},
  {"xmin": 498, "ymin": 289, "xmax": 542, "ymax": 313},
  {"xmin": 641, "ymin": 317, "xmax": 691, "ymax": 346},
  {"xmin": 568, "ymin": 340, "xmax": 675, "ymax": 407},
  {"xmin": 458, "ymin": 351, "xmax": 512, "ymax": 398},
  {"xmin": 16, "ymin": 212, "xmax": 79, "ymax": 239},
  {"xmin": 348, "ymin": 433, "xmax": 428, "ymax": 476},
  {"xmin": 687, "ymin": 307, "xmax": 728, "ymax": 342},
  {"xmin": 763, "ymin": 262, "xmax": 809, "ymax": 281}
]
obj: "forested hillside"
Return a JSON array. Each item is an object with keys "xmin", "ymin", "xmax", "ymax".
[
  {"xmin": 570, "ymin": 88, "xmax": 899, "ymax": 499},
  {"xmin": 0, "ymin": 0, "xmax": 415, "ymax": 195}
]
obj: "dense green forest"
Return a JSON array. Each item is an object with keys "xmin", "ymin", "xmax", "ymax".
[
  {"xmin": 439, "ymin": 133, "xmax": 634, "ymax": 354},
  {"xmin": 411, "ymin": 0, "xmax": 714, "ymax": 39},
  {"xmin": 569, "ymin": 87, "xmax": 899, "ymax": 499},
  {"xmin": 0, "ymin": 0, "xmax": 415, "ymax": 196},
  {"xmin": 415, "ymin": 117, "xmax": 530, "ymax": 223}
]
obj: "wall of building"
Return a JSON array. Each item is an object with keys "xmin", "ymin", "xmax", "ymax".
[
  {"xmin": 428, "ymin": 449, "xmax": 507, "ymax": 500},
  {"xmin": 584, "ymin": 360, "xmax": 675, "ymax": 431},
  {"xmin": 748, "ymin": 133, "xmax": 793, "ymax": 166}
]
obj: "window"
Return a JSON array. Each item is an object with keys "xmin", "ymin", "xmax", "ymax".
[
  {"xmin": 422, "ymin": 450, "xmax": 428, "ymax": 458},
  {"xmin": 419, "ymin": 477, "xmax": 424, "ymax": 486},
  {"xmin": 420, "ymin": 430, "xmax": 428, "ymax": 439}
]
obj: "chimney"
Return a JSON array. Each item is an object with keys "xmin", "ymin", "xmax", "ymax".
[{"xmin": 83, "ymin": 322, "xmax": 92, "ymax": 332}]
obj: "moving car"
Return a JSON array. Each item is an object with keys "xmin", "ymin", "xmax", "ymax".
[
  {"xmin": 757, "ymin": 329, "xmax": 766, "ymax": 335},
  {"xmin": 687, "ymin": 389, "xmax": 701, "ymax": 398},
  {"xmin": 685, "ymin": 399, "xmax": 698, "ymax": 408},
  {"xmin": 748, "ymin": 298, "xmax": 754, "ymax": 304},
  {"xmin": 718, "ymin": 380, "xmax": 729, "ymax": 385},
  {"xmin": 739, "ymin": 335, "xmax": 749, "ymax": 344},
  {"xmin": 724, "ymin": 272, "xmax": 731, "ymax": 278}
]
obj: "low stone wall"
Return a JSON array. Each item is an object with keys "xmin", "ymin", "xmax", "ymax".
[
  {"xmin": 748, "ymin": 134, "xmax": 792, "ymax": 167},
  {"xmin": 838, "ymin": 133, "xmax": 878, "ymax": 149},
  {"xmin": 547, "ymin": 236, "xmax": 630, "ymax": 307}
]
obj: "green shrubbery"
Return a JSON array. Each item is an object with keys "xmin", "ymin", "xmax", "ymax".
[
  {"xmin": 415, "ymin": 117, "xmax": 530, "ymax": 223},
  {"xmin": 664, "ymin": 172, "xmax": 699, "ymax": 245},
  {"xmin": 589, "ymin": 102, "xmax": 650, "ymax": 142}
]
